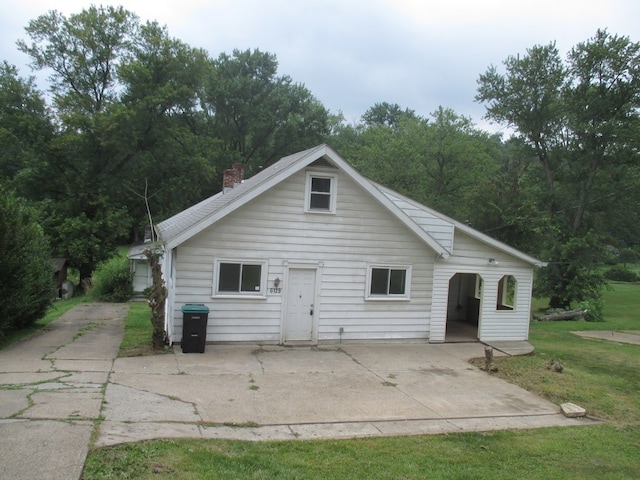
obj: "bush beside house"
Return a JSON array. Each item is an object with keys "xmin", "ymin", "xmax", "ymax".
[{"xmin": 90, "ymin": 254, "xmax": 133, "ymax": 303}]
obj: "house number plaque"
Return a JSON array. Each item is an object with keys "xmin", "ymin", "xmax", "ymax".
[{"xmin": 269, "ymin": 288, "xmax": 282, "ymax": 294}]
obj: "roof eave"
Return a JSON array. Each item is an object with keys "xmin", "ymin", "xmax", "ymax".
[{"xmin": 161, "ymin": 145, "xmax": 329, "ymax": 249}]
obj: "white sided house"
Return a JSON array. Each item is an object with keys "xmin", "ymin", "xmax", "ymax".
[{"xmin": 156, "ymin": 144, "xmax": 544, "ymax": 346}]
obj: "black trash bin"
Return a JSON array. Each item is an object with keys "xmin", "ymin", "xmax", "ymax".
[{"xmin": 181, "ymin": 304, "xmax": 209, "ymax": 353}]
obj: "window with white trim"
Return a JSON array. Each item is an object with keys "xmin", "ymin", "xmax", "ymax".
[
  {"xmin": 305, "ymin": 172, "xmax": 337, "ymax": 213},
  {"xmin": 366, "ymin": 265, "xmax": 411, "ymax": 300},
  {"xmin": 496, "ymin": 275, "xmax": 516, "ymax": 310},
  {"xmin": 214, "ymin": 260, "xmax": 267, "ymax": 297}
]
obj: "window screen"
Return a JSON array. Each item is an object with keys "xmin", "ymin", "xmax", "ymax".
[
  {"xmin": 370, "ymin": 268, "xmax": 407, "ymax": 296},
  {"xmin": 309, "ymin": 176, "xmax": 332, "ymax": 210}
]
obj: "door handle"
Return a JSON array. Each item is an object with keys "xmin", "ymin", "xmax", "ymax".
[{"xmin": 310, "ymin": 304, "xmax": 314, "ymax": 316}]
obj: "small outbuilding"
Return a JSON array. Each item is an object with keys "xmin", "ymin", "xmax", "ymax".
[
  {"xmin": 155, "ymin": 145, "xmax": 545, "ymax": 346},
  {"xmin": 50, "ymin": 258, "xmax": 73, "ymax": 298},
  {"xmin": 127, "ymin": 244, "xmax": 152, "ymax": 295},
  {"xmin": 51, "ymin": 258, "xmax": 68, "ymax": 289}
]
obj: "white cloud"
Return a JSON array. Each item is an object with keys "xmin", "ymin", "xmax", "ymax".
[{"xmin": 2, "ymin": 0, "xmax": 639, "ymax": 130}]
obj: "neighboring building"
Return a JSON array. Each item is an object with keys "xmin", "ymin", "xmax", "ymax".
[
  {"xmin": 51, "ymin": 258, "xmax": 68, "ymax": 289},
  {"xmin": 128, "ymin": 225, "xmax": 158, "ymax": 295},
  {"xmin": 128, "ymin": 244, "xmax": 152, "ymax": 294},
  {"xmin": 155, "ymin": 144, "xmax": 544, "ymax": 346},
  {"xmin": 51, "ymin": 258, "xmax": 72, "ymax": 298}
]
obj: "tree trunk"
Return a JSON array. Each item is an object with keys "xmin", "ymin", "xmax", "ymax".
[
  {"xmin": 549, "ymin": 295, "xmax": 570, "ymax": 309},
  {"xmin": 535, "ymin": 309, "xmax": 588, "ymax": 321},
  {"xmin": 144, "ymin": 247, "xmax": 167, "ymax": 351},
  {"xmin": 78, "ymin": 265, "xmax": 93, "ymax": 293},
  {"xmin": 572, "ymin": 158, "xmax": 599, "ymax": 234}
]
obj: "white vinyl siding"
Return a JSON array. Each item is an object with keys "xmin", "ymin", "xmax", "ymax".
[
  {"xmin": 431, "ymin": 231, "xmax": 534, "ymax": 343},
  {"xmin": 131, "ymin": 260, "xmax": 151, "ymax": 293},
  {"xmin": 171, "ymin": 168, "xmax": 434, "ymax": 343}
]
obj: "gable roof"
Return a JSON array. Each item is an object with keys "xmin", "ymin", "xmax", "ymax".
[
  {"xmin": 157, "ymin": 145, "xmax": 325, "ymax": 247},
  {"xmin": 50, "ymin": 258, "xmax": 68, "ymax": 272},
  {"xmin": 372, "ymin": 183, "xmax": 546, "ymax": 267},
  {"xmin": 156, "ymin": 144, "xmax": 543, "ymax": 266}
]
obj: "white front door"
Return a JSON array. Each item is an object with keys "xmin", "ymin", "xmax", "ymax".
[{"xmin": 284, "ymin": 268, "xmax": 316, "ymax": 343}]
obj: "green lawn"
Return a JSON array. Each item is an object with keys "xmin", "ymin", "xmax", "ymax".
[
  {"xmin": 476, "ymin": 284, "xmax": 640, "ymax": 426},
  {"xmin": 118, "ymin": 301, "xmax": 156, "ymax": 357},
  {"xmin": 82, "ymin": 281, "xmax": 640, "ymax": 480},
  {"xmin": 83, "ymin": 425, "xmax": 639, "ymax": 480},
  {"xmin": 0, "ymin": 296, "xmax": 89, "ymax": 350}
]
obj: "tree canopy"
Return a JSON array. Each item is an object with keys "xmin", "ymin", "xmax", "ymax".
[
  {"xmin": 7, "ymin": 6, "xmax": 331, "ymax": 284},
  {"xmin": 204, "ymin": 48, "xmax": 331, "ymax": 173},
  {"xmin": 476, "ymin": 29, "xmax": 640, "ymax": 309},
  {"xmin": 0, "ymin": 61, "xmax": 51, "ymax": 180},
  {"xmin": 1, "ymin": 5, "xmax": 638, "ymax": 313}
]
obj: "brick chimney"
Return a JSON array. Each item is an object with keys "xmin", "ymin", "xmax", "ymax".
[{"xmin": 223, "ymin": 163, "xmax": 245, "ymax": 193}]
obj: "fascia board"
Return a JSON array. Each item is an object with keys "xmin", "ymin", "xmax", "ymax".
[{"xmin": 378, "ymin": 181, "xmax": 545, "ymax": 267}]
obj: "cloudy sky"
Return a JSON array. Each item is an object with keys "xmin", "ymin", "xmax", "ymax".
[{"xmin": 1, "ymin": 0, "xmax": 639, "ymax": 133}]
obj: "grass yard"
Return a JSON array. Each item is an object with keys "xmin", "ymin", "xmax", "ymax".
[
  {"xmin": 118, "ymin": 300, "xmax": 158, "ymax": 357},
  {"xmin": 83, "ymin": 426, "xmax": 639, "ymax": 480},
  {"xmin": 83, "ymin": 282, "xmax": 640, "ymax": 480},
  {"xmin": 0, "ymin": 296, "xmax": 89, "ymax": 350},
  {"xmin": 484, "ymin": 282, "xmax": 640, "ymax": 425}
]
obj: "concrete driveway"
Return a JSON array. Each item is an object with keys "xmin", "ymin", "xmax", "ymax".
[
  {"xmin": 0, "ymin": 303, "xmax": 596, "ymax": 479},
  {"xmin": 101, "ymin": 343, "xmax": 593, "ymax": 445}
]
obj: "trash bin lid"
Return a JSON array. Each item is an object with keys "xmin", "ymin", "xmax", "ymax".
[{"xmin": 181, "ymin": 304, "xmax": 210, "ymax": 313}]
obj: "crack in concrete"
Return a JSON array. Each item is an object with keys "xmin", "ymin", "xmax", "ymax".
[{"xmin": 252, "ymin": 346, "xmax": 266, "ymax": 374}]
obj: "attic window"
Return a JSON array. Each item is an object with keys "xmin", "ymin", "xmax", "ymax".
[{"xmin": 305, "ymin": 171, "xmax": 337, "ymax": 213}]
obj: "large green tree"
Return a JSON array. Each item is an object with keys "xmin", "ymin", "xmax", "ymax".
[
  {"xmin": 0, "ymin": 62, "xmax": 52, "ymax": 181},
  {"xmin": 116, "ymin": 20, "xmax": 219, "ymax": 230},
  {"xmin": 17, "ymin": 6, "xmax": 139, "ymax": 283},
  {"xmin": 14, "ymin": 7, "xmax": 225, "ymax": 281},
  {"xmin": 563, "ymin": 31, "xmax": 640, "ymax": 234},
  {"xmin": 203, "ymin": 48, "xmax": 330, "ymax": 174},
  {"xmin": 476, "ymin": 29, "xmax": 640, "ymax": 309},
  {"xmin": 338, "ymin": 106, "xmax": 498, "ymax": 223},
  {"xmin": 419, "ymin": 107, "xmax": 498, "ymax": 217},
  {"xmin": 12, "ymin": 6, "xmax": 337, "ymax": 283}
]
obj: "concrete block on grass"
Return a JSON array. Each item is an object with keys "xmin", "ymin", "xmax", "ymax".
[{"xmin": 561, "ymin": 402, "xmax": 586, "ymax": 417}]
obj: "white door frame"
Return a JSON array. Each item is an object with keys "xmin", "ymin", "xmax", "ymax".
[{"xmin": 281, "ymin": 263, "xmax": 322, "ymax": 344}]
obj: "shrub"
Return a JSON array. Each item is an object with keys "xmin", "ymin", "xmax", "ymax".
[
  {"xmin": 577, "ymin": 298, "xmax": 605, "ymax": 322},
  {"xmin": 603, "ymin": 267, "xmax": 640, "ymax": 283},
  {"xmin": 90, "ymin": 254, "xmax": 133, "ymax": 302},
  {"xmin": 0, "ymin": 187, "xmax": 55, "ymax": 335}
]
